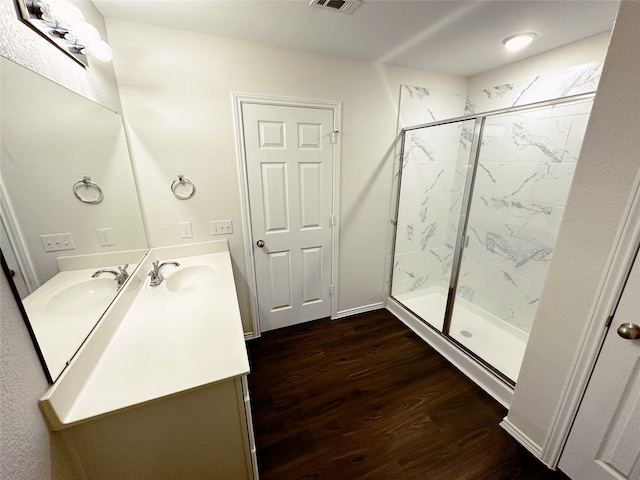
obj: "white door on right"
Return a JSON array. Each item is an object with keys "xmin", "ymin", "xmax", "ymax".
[{"xmin": 560, "ymin": 248, "xmax": 640, "ymax": 480}]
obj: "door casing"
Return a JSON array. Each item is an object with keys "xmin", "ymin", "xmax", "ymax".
[{"xmin": 232, "ymin": 93, "xmax": 342, "ymax": 337}]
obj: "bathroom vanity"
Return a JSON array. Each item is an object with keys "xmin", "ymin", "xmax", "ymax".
[{"xmin": 38, "ymin": 240, "xmax": 258, "ymax": 479}]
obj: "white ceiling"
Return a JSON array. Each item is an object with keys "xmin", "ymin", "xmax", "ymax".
[{"xmin": 93, "ymin": 0, "xmax": 620, "ymax": 77}]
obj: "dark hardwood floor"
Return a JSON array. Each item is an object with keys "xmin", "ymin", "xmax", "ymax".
[{"xmin": 247, "ymin": 309, "xmax": 570, "ymax": 480}]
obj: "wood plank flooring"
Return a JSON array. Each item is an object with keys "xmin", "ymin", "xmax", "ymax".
[{"xmin": 247, "ymin": 309, "xmax": 570, "ymax": 480}]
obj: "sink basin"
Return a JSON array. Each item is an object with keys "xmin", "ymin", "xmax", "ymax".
[
  {"xmin": 166, "ymin": 265, "xmax": 216, "ymax": 293},
  {"xmin": 46, "ymin": 278, "xmax": 116, "ymax": 315}
]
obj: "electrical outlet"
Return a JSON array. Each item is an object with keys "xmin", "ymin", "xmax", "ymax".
[
  {"xmin": 179, "ymin": 221, "xmax": 193, "ymax": 238},
  {"xmin": 40, "ymin": 233, "xmax": 75, "ymax": 252},
  {"xmin": 210, "ymin": 220, "xmax": 233, "ymax": 236},
  {"xmin": 96, "ymin": 228, "xmax": 114, "ymax": 246}
]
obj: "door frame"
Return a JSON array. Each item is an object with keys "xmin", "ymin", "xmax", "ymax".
[
  {"xmin": 232, "ymin": 93, "xmax": 342, "ymax": 338},
  {"xmin": 540, "ymin": 173, "xmax": 640, "ymax": 467}
]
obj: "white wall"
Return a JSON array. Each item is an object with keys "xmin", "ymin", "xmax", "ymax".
[
  {"xmin": 507, "ymin": 0, "xmax": 640, "ymax": 449},
  {"xmin": 0, "ymin": 0, "xmax": 120, "ymax": 477},
  {"xmin": 104, "ymin": 19, "xmax": 468, "ymax": 331}
]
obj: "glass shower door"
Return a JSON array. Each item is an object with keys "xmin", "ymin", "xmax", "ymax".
[
  {"xmin": 448, "ymin": 99, "xmax": 594, "ymax": 382},
  {"xmin": 391, "ymin": 119, "xmax": 478, "ymax": 330}
]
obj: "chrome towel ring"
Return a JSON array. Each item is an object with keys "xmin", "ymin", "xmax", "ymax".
[
  {"xmin": 171, "ymin": 174, "xmax": 196, "ymax": 200},
  {"xmin": 73, "ymin": 176, "xmax": 103, "ymax": 204}
]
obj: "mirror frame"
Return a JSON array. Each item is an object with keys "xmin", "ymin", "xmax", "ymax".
[
  {"xmin": 1, "ymin": 251, "xmax": 53, "ymax": 383},
  {"xmin": 1, "ymin": 58, "xmax": 149, "ymax": 383}
]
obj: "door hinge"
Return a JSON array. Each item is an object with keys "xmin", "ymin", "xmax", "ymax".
[
  {"xmin": 330, "ymin": 285, "xmax": 334, "ymax": 295},
  {"xmin": 605, "ymin": 314, "xmax": 614, "ymax": 328},
  {"xmin": 330, "ymin": 215, "xmax": 336, "ymax": 227},
  {"xmin": 331, "ymin": 130, "xmax": 340, "ymax": 145},
  {"xmin": 463, "ymin": 235, "xmax": 470, "ymax": 248}
]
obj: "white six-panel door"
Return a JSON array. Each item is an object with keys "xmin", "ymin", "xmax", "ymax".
[
  {"xmin": 242, "ymin": 103, "xmax": 334, "ymax": 332},
  {"xmin": 559, "ymin": 248, "xmax": 640, "ymax": 479}
]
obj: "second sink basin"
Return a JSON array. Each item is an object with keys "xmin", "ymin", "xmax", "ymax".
[
  {"xmin": 165, "ymin": 265, "xmax": 216, "ymax": 293},
  {"xmin": 46, "ymin": 278, "xmax": 116, "ymax": 315}
]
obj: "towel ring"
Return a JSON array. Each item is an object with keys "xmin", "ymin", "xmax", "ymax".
[
  {"xmin": 171, "ymin": 174, "xmax": 196, "ymax": 200},
  {"xmin": 73, "ymin": 176, "xmax": 103, "ymax": 204}
]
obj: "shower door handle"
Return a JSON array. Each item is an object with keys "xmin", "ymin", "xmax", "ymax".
[{"xmin": 617, "ymin": 322, "xmax": 640, "ymax": 340}]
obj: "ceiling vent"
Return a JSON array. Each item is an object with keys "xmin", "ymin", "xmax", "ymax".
[{"xmin": 309, "ymin": 0, "xmax": 362, "ymax": 15}]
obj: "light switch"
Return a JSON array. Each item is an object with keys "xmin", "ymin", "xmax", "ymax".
[
  {"xmin": 40, "ymin": 233, "xmax": 75, "ymax": 252},
  {"xmin": 210, "ymin": 220, "xmax": 233, "ymax": 236}
]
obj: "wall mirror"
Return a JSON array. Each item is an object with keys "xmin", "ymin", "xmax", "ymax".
[{"xmin": 0, "ymin": 57, "xmax": 148, "ymax": 382}]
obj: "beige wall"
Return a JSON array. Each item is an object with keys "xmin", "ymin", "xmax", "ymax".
[
  {"xmin": 105, "ymin": 18, "xmax": 468, "ymax": 331},
  {"xmin": 508, "ymin": 0, "xmax": 640, "ymax": 448}
]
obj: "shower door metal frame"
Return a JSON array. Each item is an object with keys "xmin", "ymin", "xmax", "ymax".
[{"xmin": 391, "ymin": 91, "xmax": 596, "ymax": 386}]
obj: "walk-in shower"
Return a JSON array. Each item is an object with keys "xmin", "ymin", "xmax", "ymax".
[{"xmin": 390, "ymin": 94, "xmax": 594, "ymax": 384}]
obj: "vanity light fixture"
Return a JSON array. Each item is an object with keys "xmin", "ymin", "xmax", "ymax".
[
  {"xmin": 16, "ymin": 0, "xmax": 113, "ymax": 67},
  {"xmin": 502, "ymin": 32, "xmax": 537, "ymax": 52}
]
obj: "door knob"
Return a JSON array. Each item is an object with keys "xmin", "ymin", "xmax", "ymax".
[
  {"xmin": 617, "ymin": 322, "xmax": 640, "ymax": 340},
  {"xmin": 256, "ymin": 239, "xmax": 265, "ymax": 248}
]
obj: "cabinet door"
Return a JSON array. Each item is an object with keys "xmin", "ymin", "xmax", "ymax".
[{"xmin": 64, "ymin": 380, "xmax": 253, "ymax": 479}]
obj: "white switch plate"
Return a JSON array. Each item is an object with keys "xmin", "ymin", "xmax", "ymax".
[
  {"xmin": 40, "ymin": 233, "xmax": 75, "ymax": 252},
  {"xmin": 96, "ymin": 228, "xmax": 115, "ymax": 246},
  {"xmin": 179, "ymin": 221, "xmax": 193, "ymax": 238},
  {"xmin": 210, "ymin": 220, "xmax": 232, "ymax": 236}
]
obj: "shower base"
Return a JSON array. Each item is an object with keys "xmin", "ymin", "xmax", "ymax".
[{"xmin": 394, "ymin": 288, "xmax": 528, "ymax": 383}]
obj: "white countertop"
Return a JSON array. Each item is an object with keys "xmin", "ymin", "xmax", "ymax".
[{"xmin": 39, "ymin": 241, "xmax": 249, "ymax": 431}]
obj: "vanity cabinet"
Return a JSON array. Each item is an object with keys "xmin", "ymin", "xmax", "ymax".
[
  {"xmin": 39, "ymin": 241, "xmax": 258, "ymax": 479},
  {"xmin": 59, "ymin": 376, "xmax": 257, "ymax": 479}
]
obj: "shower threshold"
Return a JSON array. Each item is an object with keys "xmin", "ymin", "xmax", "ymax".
[{"xmin": 393, "ymin": 288, "xmax": 528, "ymax": 383}]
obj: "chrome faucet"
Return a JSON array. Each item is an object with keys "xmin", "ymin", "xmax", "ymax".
[
  {"xmin": 148, "ymin": 260, "xmax": 180, "ymax": 287},
  {"xmin": 92, "ymin": 264, "xmax": 129, "ymax": 289}
]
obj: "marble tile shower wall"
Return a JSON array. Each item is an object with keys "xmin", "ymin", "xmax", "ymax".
[
  {"xmin": 465, "ymin": 61, "xmax": 602, "ymax": 115},
  {"xmin": 456, "ymin": 101, "xmax": 593, "ymax": 333},
  {"xmin": 390, "ymin": 86, "xmax": 465, "ymax": 297},
  {"xmin": 390, "ymin": 62, "xmax": 601, "ymax": 335}
]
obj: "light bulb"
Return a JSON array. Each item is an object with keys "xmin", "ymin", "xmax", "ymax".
[
  {"xmin": 82, "ymin": 39, "xmax": 113, "ymax": 62},
  {"xmin": 65, "ymin": 21, "xmax": 100, "ymax": 43},
  {"xmin": 502, "ymin": 33, "xmax": 537, "ymax": 52},
  {"xmin": 43, "ymin": 0, "xmax": 85, "ymax": 26}
]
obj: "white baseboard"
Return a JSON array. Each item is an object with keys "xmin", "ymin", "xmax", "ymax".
[
  {"xmin": 500, "ymin": 417, "xmax": 545, "ymax": 462},
  {"xmin": 244, "ymin": 332, "xmax": 258, "ymax": 341},
  {"xmin": 334, "ymin": 302, "xmax": 384, "ymax": 319},
  {"xmin": 387, "ymin": 297, "xmax": 513, "ymax": 408}
]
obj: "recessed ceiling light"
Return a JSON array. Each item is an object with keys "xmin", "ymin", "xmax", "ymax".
[{"xmin": 502, "ymin": 33, "xmax": 537, "ymax": 52}]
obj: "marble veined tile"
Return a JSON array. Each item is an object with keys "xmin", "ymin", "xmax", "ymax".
[
  {"xmin": 467, "ymin": 197, "xmax": 565, "ymax": 247},
  {"xmin": 506, "ymin": 116, "xmax": 573, "ymax": 164},
  {"xmin": 399, "ymin": 85, "xmax": 466, "ymax": 128},
  {"xmin": 462, "ymin": 227, "xmax": 555, "ymax": 286},
  {"xmin": 455, "ymin": 260, "xmax": 542, "ymax": 332},
  {"xmin": 473, "ymin": 161, "xmax": 576, "ymax": 207},
  {"xmin": 475, "ymin": 83, "xmax": 515, "ymax": 113},
  {"xmin": 392, "ymin": 247, "xmax": 453, "ymax": 289},
  {"xmin": 397, "ymin": 191, "xmax": 455, "ymax": 225},
  {"xmin": 481, "ymin": 113, "xmax": 580, "ymax": 164},
  {"xmin": 465, "ymin": 93, "xmax": 476, "ymax": 115},
  {"xmin": 399, "ymin": 161, "xmax": 456, "ymax": 195},
  {"xmin": 512, "ymin": 62, "xmax": 602, "ymax": 106},
  {"xmin": 403, "ymin": 125, "xmax": 464, "ymax": 164},
  {"xmin": 394, "ymin": 221, "xmax": 448, "ymax": 255},
  {"xmin": 563, "ymin": 113, "xmax": 591, "ymax": 163}
]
